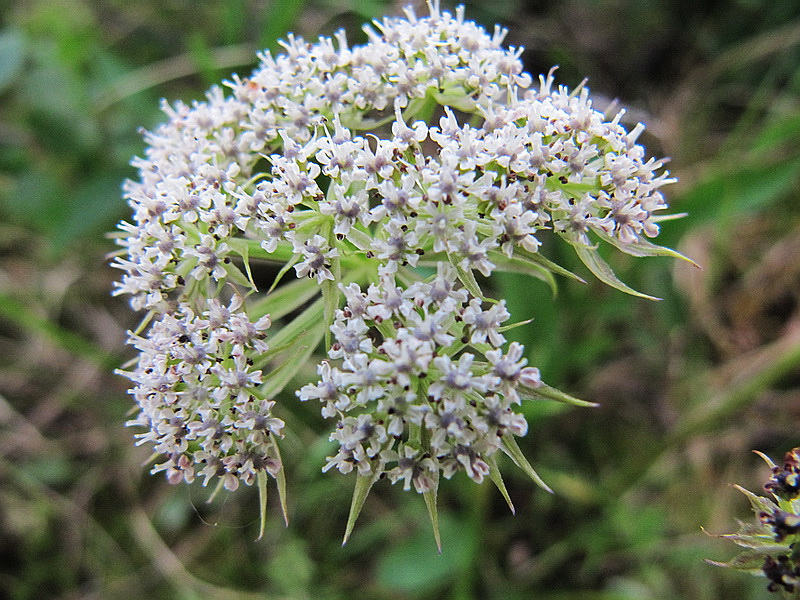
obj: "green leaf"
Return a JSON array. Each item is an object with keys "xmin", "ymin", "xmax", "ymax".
[
  {"xmin": 345, "ymin": 227, "xmax": 374, "ymax": 252},
  {"xmin": 512, "ymin": 247, "xmax": 587, "ymax": 284},
  {"xmin": 342, "ymin": 469, "xmax": 382, "ymax": 546},
  {"xmin": 567, "ymin": 237, "xmax": 661, "ymax": 300},
  {"xmin": 221, "ymin": 259, "xmax": 256, "ymax": 291},
  {"xmin": 258, "ymin": 322, "xmax": 325, "ymax": 400},
  {"xmin": 497, "ymin": 317, "xmax": 534, "ymax": 333},
  {"xmin": 489, "ymin": 250, "xmax": 559, "ymax": 296},
  {"xmin": 267, "ymin": 253, "xmax": 301, "ymax": 294},
  {"xmin": 523, "ymin": 382, "xmax": 599, "ymax": 408},
  {"xmin": 256, "ymin": 297, "xmax": 325, "ymax": 367},
  {"xmin": 256, "ymin": 470, "xmax": 268, "ymax": 541},
  {"xmin": 500, "ymin": 434, "xmax": 552, "ymax": 493},
  {"xmin": 718, "ymin": 531, "xmax": 787, "ymax": 553},
  {"xmin": 549, "ymin": 179, "xmax": 601, "ymax": 199},
  {"xmin": 322, "ymin": 276, "xmax": 339, "ymax": 350},
  {"xmin": 248, "ymin": 276, "xmax": 320, "ymax": 321},
  {"xmin": 487, "ymin": 454, "xmax": 515, "ymax": 515},
  {"xmin": 272, "ymin": 441, "xmax": 290, "ymax": 527},
  {"xmin": 705, "ymin": 550, "xmax": 770, "ymax": 572},
  {"xmin": 422, "ymin": 469, "xmax": 442, "ymax": 553},
  {"xmin": 232, "ymin": 238, "xmax": 297, "ymax": 264},
  {"xmin": 592, "ymin": 229, "xmax": 700, "ymax": 268},
  {"xmin": 734, "ymin": 485, "xmax": 780, "ymax": 517},
  {"xmin": 234, "ymin": 235, "xmax": 258, "ymax": 290}
]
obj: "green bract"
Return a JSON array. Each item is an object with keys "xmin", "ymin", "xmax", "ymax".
[{"xmin": 710, "ymin": 449, "xmax": 800, "ymax": 597}]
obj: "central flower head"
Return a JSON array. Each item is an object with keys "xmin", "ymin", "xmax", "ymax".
[{"xmin": 111, "ymin": 0, "xmax": 683, "ymax": 544}]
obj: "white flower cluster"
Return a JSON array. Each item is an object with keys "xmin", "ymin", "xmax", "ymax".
[
  {"xmin": 123, "ymin": 295, "xmax": 281, "ymax": 491},
  {"xmin": 298, "ymin": 266, "xmax": 541, "ymax": 492},
  {"xmin": 112, "ymin": 1, "xmax": 678, "ymax": 528},
  {"xmin": 112, "ymin": 2, "xmax": 673, "ymax": 313}
]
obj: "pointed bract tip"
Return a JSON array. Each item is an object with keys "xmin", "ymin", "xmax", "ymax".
[{"xmin": 752, "ymin": 450, "xmax": 777, "ymax": 469}]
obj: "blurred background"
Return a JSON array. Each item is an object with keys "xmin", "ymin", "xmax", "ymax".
[{"xmin": 1, "ymin": 0, "xmax": 799, "ymax": 598}]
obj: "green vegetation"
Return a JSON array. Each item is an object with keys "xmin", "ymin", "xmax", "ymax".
[{"xmin": 1, "ymin": 0, "xmax": 799, "ymax": 598}]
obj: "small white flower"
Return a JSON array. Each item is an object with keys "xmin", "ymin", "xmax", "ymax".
[
  {"xmin": 383, "ymin": 445, "xmax": 437, "ymax": 493},
  {"xmin": 429, "ymin": 353, "xmax": 487, "ymax": 400},
  {"xmin": 372, "ymin": 220, "xmax": 420, "ymax": 270},
  {"xmin": 461, "ymin": 298, "xmax": 510, "ymax": 347},
  {"xmin": 294, "ymin": 234, "xmax": 339, "ymax": 282},
  {"xmin": 330, "ymin": 313, "xmax": 373, "ymax": 359}
]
